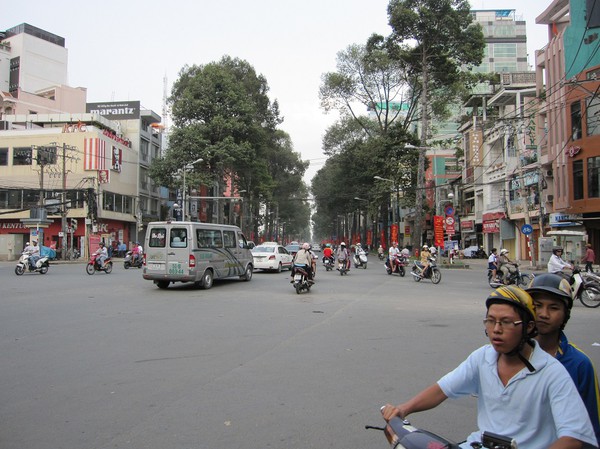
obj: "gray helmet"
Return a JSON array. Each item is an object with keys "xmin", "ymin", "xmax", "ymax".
[{"xmin": 552, "ymin": 246, "xmax": 563, "ymax": 255}]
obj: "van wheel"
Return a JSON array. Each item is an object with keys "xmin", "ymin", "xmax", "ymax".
[
  {"xmin": 241, "ymin": 265, "xmax": 253, "ymax": 281},
  {"xmin": 201, "ymin": 270, "xmax": 214, "ymax": 289},
  {"xmin": 156, "ymin": 281, "xmax": 170, "ymax": 289}
]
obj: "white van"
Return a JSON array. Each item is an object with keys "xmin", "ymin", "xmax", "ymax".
[{"xmin": 143, "ymin": 221, "xmax": 254, "ymax": 289}]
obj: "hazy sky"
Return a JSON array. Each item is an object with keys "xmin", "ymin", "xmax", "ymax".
[{"xmin": 4, "ymin": 0, "xmax": 550, "ymax": 182}]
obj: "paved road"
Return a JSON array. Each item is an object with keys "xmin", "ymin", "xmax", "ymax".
[{"xmin": 0, "ymin": 259, "xmax": 598, "ymax": 449}]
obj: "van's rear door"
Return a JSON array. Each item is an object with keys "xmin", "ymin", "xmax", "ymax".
[
  {"xmin": 166, "ymin": 226, "xmax": 192, "ymax": 279},
  {"xmin": 145, "ymin": 225, "xmax": 168, "ymax": 276}
]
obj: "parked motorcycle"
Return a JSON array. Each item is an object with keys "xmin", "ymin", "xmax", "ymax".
[
  {"xmin": 15, "ymin": 252, "xmax": 50, "ymax": 275},
  {"xmin": 410, "ymin": 256, "xmax": 442, "ymax": 284},
  {"xmin": 571, "ymin": 267, "xmax": 600, "ymax": 308},
  {"xmin": 366, "ymin": 409, "xmax": 516, "ymax": 449},
  {"xmin": 385, "ymin": 254, "xmax": 407, "ymax": 277},
  {"xmin": 337, "ymin": 258, "xmax": 349, "ymax": 276},
  {"xmin": 488, "ymin": 263, "xmax": 532, "ymax": 288},
  {"xmin": 123, "ymin": 250, "xmax": 143, "ymax": 269},
  {"xmin": 323, "ymin": 256, "xmax": 334, "ymax": 271},
  {"xmin": 353, "ymin": 248, "xmax": 368, "ymax": 269},
  {"xmin": 86, "ymin": 254, "xmax": 113, "ymax": 275},
  {"xmin": 292, "ymin": 263, "xmax": 312, "ymax": 294}
]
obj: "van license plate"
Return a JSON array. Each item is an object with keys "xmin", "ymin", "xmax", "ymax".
[{"xmin": 148, "ymin": 263, "xmax": 163, "ymax": 270}]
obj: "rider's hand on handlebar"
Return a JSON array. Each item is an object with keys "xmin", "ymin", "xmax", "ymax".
[{"xmin": 380, "ymin": 404, "xmax": 403, "ymax": 421}]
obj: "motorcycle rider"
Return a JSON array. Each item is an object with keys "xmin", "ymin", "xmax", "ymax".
[
  {"xmin": 337, "ymin": 242, "xmax": 350, "ymax": 271},
  {"xmin": 527, "ymin": 274, "xmax": 600, "ymax": 445},
  {"xmin": 292, "ymin": 242, "xmax": 315, "ymax": 283},
  {"xmin": 498, "ymin": 248, "xmax": 517, "ymax": 283},
  {"xmin": 488, "ymin": 248, "xmax": 499, "ymax": 281},
  {"xmin": 24, "ymin": 240, "xmax": 41, "ymax": 268},
  {"xmin": 323, "ymin": 243, "xmax": 334, "ymax": 264},
  {"xmin": 354, "ymin": 242, "xmax": 366, "ymax": 266},
  {"xmin": 96, "ymin": 242, "xmax": 108, "ymax": 269},
  {"xmin": 381, "ymin": 285, "xmax": 597, "ymax": 449},
  {"xmin": 548, "ymin": 246, "xmax": 574, "ymax": 281},
  {"xmin": 377, "ymin": 244, "xmax": 385, "ymax": 260},
  {"xmin": 388, "ymin": 241, "xmax": 400, "ymax": 273},
  {"xmin": 417, "ymin": 244, "xmax": 431, "ymax": 277}
]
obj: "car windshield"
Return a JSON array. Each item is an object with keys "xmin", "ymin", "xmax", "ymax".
[
  {"xmin": 253, "ymin": 246, "xmax": 275, "ymax": 253},
  {"xmin": 286, "ymin": 245, "xmax": 299, "ymax": 251}
]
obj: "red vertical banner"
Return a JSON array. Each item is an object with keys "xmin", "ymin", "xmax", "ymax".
[
  {"xmin": 433, "ymin": 215, "xmax": 444, "ymax": 247},
  {"xmin": 367, "ymin": 230, "xmax": 372, "ymax": 246},
  {"xmin": 380, "ymin": 229, "xmax": 386, "ymax": 249},
  {"xmin": 391, "ymin": 224, "xmax": 399, "ymax": 244}
]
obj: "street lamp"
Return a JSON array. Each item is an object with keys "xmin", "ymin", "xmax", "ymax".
[{"xmin": 181, "ymin": 158, "xmax": 203, "ymax": 221}]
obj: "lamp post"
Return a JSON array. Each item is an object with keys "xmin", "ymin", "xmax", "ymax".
[
  {"xmin": 181, "ymin": 158, "xmax": 203, "ymax": 221},
  {"xmin": 374, "ymin": 176, "xmax": 401, "ymax": 247}
]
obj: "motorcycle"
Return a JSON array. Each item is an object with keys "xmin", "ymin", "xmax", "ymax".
[
  {"xmin": 337, "ymin": 258, "xmax": 349, "ymax": 276},
  {"xmin": 571, "ymin": 267, "xmax": 600, "ymax": 308},
  {"xmin": 86, "ymin": 253, "xmax": 113, "ymax": 275},
  {"xmin": 292, "ymin": 263, "xmax": 312, "ymax": 294},
  {"xmin": 385, "ymin": 254, "xmax": 407, "ymax": 277},
  {"xmin": 488, "ymin": 263, "xmax": 532, "ymax": 288},
  {"xmin": 15, "ymin": 252, "xmax": 50, "ymax": 275},
  {"xmin": 323, "ymin": 256, "xmax": 334, "ymax": 271},
  {"xmin": 123, "ymin": 250, "xmax": 143, "ymax": 269},
  {"xmin": 410, "ymin": 256, "xmax": 442, "ymax": 284},
  {"xmin": 378, "ymin": 251, "xmax": 385, "ymax": 261},
  {"xmin": 366, "ymin": 409, "xmax": 516, "ymax": 449},
  {"xmin": 353, "ymin": 248, "xmax": 368, "ymax": 269}
]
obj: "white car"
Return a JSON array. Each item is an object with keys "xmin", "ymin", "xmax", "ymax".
[{"xmin": 252, "ymin": 243, "xmax": 293, "ymax": 272}]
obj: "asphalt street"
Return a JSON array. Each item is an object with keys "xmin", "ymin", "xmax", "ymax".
[{"xmin": 0, "ymin": 257, "xmax": 598, "ymax": 449}]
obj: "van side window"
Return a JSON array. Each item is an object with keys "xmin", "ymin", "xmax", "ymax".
[
  {"xmin": 170, "ymin": 229, "xmax": 187, "ymax": 247},
  {"xmin": 238, "ymin": 233, "xmax": 248, "ymax": 248},
  {"xmin": 149, "ymin": 228, "xmax": 166, "ymax": 247},
  {"xmin": 223, "ymin": 231, "xmax": 236, "ymax": 248},
  {"xmin": 196, "ymin": 229, "xmax": 223, "ymax": 249}
]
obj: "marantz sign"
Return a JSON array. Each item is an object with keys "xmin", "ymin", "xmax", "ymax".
[{"xmin": 86, "ymin": 101, "xmax": 140, "ymax": 120}]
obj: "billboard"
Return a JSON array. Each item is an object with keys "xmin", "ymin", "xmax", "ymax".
[{"xmin": 86, "ymin": 101, "xmax": 140, "ymax": 120}]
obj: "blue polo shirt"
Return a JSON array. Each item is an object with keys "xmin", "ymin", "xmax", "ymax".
[
  {"xmin": 557, "ymin": 331, "xmax": 600, "ymax": 445},
  {"xmin": 438, "ymin": 342, "xmax": 598, "ymax": 448}
]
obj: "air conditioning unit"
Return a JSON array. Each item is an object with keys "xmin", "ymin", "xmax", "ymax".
[
  {"xmin": 546, "ymin": 194, "xmax": 554, "ymax": 203},
  {"xmin": 546, "ymin": 169, "xmax": 553, "ymax": 178}
]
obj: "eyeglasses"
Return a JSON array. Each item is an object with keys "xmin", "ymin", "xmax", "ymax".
[{"xmin": 483, "ymin": 318, "xmax": 523, "ymax": 329}]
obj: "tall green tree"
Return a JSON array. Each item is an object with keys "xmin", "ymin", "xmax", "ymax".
[
  {"xmin": 149, "ymin": 56, "xmax": 309, "ymax": 235},
  {"xmin": 387, "ymin": 0, "xmax": 485, "ymax": 248}
]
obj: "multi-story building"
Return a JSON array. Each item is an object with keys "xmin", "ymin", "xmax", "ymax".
[
  {"xmin": 0, "ymin": 24, "xmax": 165, "ymax": 260},
  {"xmin": 535, "ymin": 0, "xmax": 600, "ymax": 261},
  {"xmin": 0, "ymin": 107, "xmax": 163, "ymax": 261}
]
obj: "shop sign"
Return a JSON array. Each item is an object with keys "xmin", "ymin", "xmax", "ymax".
[
  {"xmin": 549, "ymin": 213, "xmax": 582, "ymax": 227},
  {"xmin": 483, "ymin": 219, "xmax": 500, "ymax": 233},
  {"xmin": 0, "ymin": 221, "xmax": 27, "ymax": 229},
  {"xmin": 461, "ymin": 220, "xmax": 474, "ymax": 231}
]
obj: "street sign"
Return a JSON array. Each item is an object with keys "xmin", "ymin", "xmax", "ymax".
[
  {"xmin": 444, "ymin": 205, "xmax": 455, "ymax": 216},
  {"xmin": 445, "ymin": 216, "xmax": 455, "ymax": 226},
  {"xmin": 521, "ymin": 224, "xmax": 533, "ymax": 235}
]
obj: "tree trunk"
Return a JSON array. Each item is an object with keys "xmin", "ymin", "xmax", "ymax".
[{"xmin": 413, "ymin": 48, "xmax": 429, "ymax": 249}]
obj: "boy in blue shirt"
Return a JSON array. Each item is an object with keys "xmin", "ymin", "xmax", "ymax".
[{"xmin": 527, "ymin": 273, "xmax": 600, "ymax": 446}]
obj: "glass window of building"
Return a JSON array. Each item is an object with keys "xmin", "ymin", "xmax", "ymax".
[
  {"xmin": 588, "ymin": 157, "xmax": 600, "ymax": 198},
  {"xmin": 13, "ymin": 147, "xmax": 32, "ymax": 165},
  {"xmin": 492, "ymin": 43, "xmax": 517, "ymax": 57},
  {"xmin": 586, "ymin": 95, "xmax": 600, "ymax": 136},
  {"xmin": 573, "ymin": 160, "xmax": 584, "ymax": 200},
  {"xmin": 0, "ymin": 148, "xmax": 8, "ymax": 165},
  {"xmin": 571, "ymin": 100, "xmax": 582, "ymax": 140}
]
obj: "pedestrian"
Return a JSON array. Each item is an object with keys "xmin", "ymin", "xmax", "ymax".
[{"xmin": 581, "ymin": 243, "xmax": 596, "ymax": 273}]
